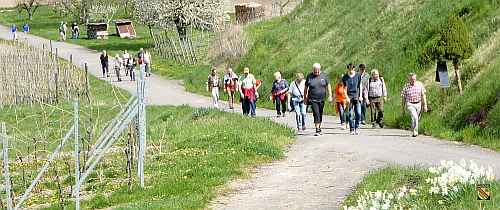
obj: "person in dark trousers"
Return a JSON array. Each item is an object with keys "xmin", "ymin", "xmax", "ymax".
[
  {"xmin": 358, "ymin": 64, "xmax": 370, "ymax": 124},
  {"xmin": 343, "ymin": 63, "xmax": 362, "ymax": 135},
  {"xmin": 100, "ymin": 50, "xmax": 109, "ymax": 77},
  {"xmin": 304, "ymin": 63, "xmax": 333, "ymax": 136},
  {"xmin": 271, "ymin": 72, "xmax": 289, "ymax": 118}
]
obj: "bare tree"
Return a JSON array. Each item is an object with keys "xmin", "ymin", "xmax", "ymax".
[
  {"xmin": 273, "ymin": 0, "xmax": 293, "ymax": 16},
  {"xmin": 16, "ymin": 0, "xmax": 44, "ymax": 20}
]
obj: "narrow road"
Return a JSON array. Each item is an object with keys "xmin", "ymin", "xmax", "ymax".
[{"xmin": 1, "ymin": 25, "xmax": 499, "ymax": 210}]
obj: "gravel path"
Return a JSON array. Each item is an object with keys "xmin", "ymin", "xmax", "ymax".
[{"xmin": 1, "ymin": 25, "xmax": 499, "ymax": 210}]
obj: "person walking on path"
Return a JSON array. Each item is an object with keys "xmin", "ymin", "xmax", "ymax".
[
  {"xmin": 59, "ymin": 22, "xmax": 64, "ymax": 42},
  {"xmin": 123, "ymin": 49, "xmax": 131, "ymax": 76},
  {"xmin": 224, "ymin": 68, "xmax": 239, "ymax": 109},
  {"xmin": 239, "ymin": 67, "xmax": 257, "ymax": 116},
  {"xmin": 11, "ymin": 24, "xmax": 17, "ymax": 40},
  {"xmin": 144, "ymin": 49, "xmax": 152, "ymax": 77},
  {"xmin": 206, "ymin": 68, "xmax": 221, "ymax": 108},
  {"xmin": 100, "ymin": 50, "xmax": 109, "ymax": 77},
  {"xmin": 113, "ymin": 54, "xmax": 123, "ymax": 82},
  {"xmin": 271, "ymin": 72, "xmax": 289, "ymax": 118},
  {"xmin": 401, "ymin": 73, "xmax": 428, "ymax": 137},
  {"xmin": 23, "ymin": 23, "xmax": 29, "ymax": 39},
  {"xmin": 288, "ymin": 73, "xmax": 307, "ymax": 131},
  {"xmin": 359, "ymin": 64, "xmax": 370, "ymax": 125},
  {"xmin": 71, "ymin": 22, "xmax": 77, "ymax": 39},
  {"xmin": 343, "ymin": 63, "xmax": 362, "ymax": 135},
  {"xmin": 305, "ymin": 63, "xmax": 333, "ymax": 136},
  {"xmin": 333, "ymin": 74, "xmax": 348, "ymax": 130},
  {"xmin": 363, "ymin": 69, "xmax": 387, "ymax": 129}
]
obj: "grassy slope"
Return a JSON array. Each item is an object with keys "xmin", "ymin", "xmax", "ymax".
[{"xmin": 238, "ymin": 0, "xmax": 500, "ymax": 149}]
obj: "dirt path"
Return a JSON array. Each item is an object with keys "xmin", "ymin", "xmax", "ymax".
[{"xmin": 1, "ymin": 25, "xmax": 499, "ymax": 210}]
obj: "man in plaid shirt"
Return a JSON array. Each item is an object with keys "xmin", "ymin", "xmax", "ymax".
[
  {"xmin": 400, "ymin": 73, "xmax": 428, "ymax": 137},
  {"xmin": 363, "ymin": 69, "xmax": 387, "ymax": 129}
]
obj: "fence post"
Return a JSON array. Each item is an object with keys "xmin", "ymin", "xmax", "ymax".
[
  {"xmin": 2, "ymin": 122, "xmax": 12, "ymax": 210},
  {"xmin": 74, "ymin": 99, "xmax": 80, "ymax": 210},
  {"xmin": 138, "ymin": 65, "xmax": 146, "ymax": 188}
]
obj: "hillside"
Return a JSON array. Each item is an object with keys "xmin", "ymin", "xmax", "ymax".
[{"xmin": 238, "ymin": 0, "xmax": 500, "ymax": 148}]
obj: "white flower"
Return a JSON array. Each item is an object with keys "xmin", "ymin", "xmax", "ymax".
[
  {"xmin": 452, "ymin": 186, "xmax": 459, "ymax": 192},
  {"xmin": 429, "ymin": 186, "xmax": 439, "ymax": 194},
  {"xmin": 429, "ymin": 167, "xmax": 439, "ymax": 174},
  {"xmin": 409, "ymin": 189, "xmax": 417, "ymax": 195},
  {"xmin": 387, "ymin": 193, "xmax": 394, "ymax": 200},
  {"xmin": 375, "ymin": 190, "xmax": 382, "ymax": 199},
  {"xmin": 382, "ymin": 203, "xmax": 390, "ymax": 209}
]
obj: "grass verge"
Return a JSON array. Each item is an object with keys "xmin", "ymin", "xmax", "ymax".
[{"xmin": 343, "ymin": 161, "xmax": 499, "ymax": 210}]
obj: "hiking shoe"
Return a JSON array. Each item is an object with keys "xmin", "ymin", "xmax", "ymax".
[
  {"xmin": 350, "ymin": 130, "xmax": 355, "ymax": 135},
  {"xmin": 229, "ymin": 106, "xmax": 234, "ymax": 109},
  {"xmin": 361, "ymin": 121, "xmax": 366, "ymax": 125},
  {"xmin": 282, "ymin": 113, "xmax": 286, "ymax": 117},
  {"xmin": 379, "ymin": 123, "xmax": 384, "ymax": 128},
  {"xmin": 277, "ymin": 115, "xmax": 281, "ymax": 118},
  {"xmin": 372, "ymin": 124, "xmax": 377, "ymax": 129},
  {"xmin": 341, "ymin": 124, "xmax": 346, "ymax": 130},
  {"xmin": 412, "ymin": 134, "xmax": 418, "ymax": 137},
  {"xmin": 302, "ymin": 125, "xmax": 307, "ymax": 130},
  {"xmin": 355, "ymin": 129, "xmax": 360, "ymax": 135}
]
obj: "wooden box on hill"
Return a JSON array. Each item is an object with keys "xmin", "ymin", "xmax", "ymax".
[
  {"xmin": 113, "ymin": 19, "xmax": 137, "ymax": 38},
  {"xmin": 235, "ymin": 2, "xmax": 265, "ymax": 24}
]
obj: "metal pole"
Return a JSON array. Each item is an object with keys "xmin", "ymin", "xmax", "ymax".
[
  {"xmin": 15, "ymin": 125, "xmax": 75, "ymax": 210},
  {"xmin": 74, "ymin": 99, "xmax": 80, "ymax": 210},
  {"xmin": 74, "ymin": 106, "xmax": 138, "ymax": 193},
  {"xmin": 2, "ymin": 122, "xmax": 12, "ymax": 210},
  {"xmin": 138, "ymin": 64, "xmax": 145, "ymax": 187}
]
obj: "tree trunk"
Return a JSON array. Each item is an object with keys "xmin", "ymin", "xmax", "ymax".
[
  {"xmin": 28, "ymin": 7, "xmax": 33, "ymax": 20},
  {"xmin": 453, "ymin": 59, "xmax": 463, "ymax": 95},
  {"xmin": 148, "ymin": 25, "xmax": 156, "ymax": 48}
]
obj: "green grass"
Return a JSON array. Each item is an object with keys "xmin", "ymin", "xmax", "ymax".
[
  {"xmin": 32, "ymin": 106, "xmax": 295, "ymax": 210},
  {"xmin": 343, "ymin": 164, "xmax": 500, "ymax": 209},
  {"xmin": 0, "ymin": 41, "xmax": 296, "ymax": 209}
]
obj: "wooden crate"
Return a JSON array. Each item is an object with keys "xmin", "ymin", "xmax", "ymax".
[
  {"xmin": 235, "ymin": 2, "xmax": 265, "ymax": 24},
  {"xmin": 86, "ymin": 23, "xmax": 109, "ymax": 39}
]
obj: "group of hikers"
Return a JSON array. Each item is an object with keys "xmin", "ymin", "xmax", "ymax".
[
  {"xmin": 207, "ymin": 63, "xmax": 428, "ymax": 137},
  {"xmin": 59, "ymin": 22, "xmax": 80, "ymax": 41},
  {"xmin": 11, "ymin": 23, "xmax": 29, "ymax": 40},
  {"xmin": 99, "ymin": 48, "xmax": 153, "ymax": 82}
]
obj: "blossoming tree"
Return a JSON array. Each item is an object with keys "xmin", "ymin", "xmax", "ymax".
[{"xmin": 133, "ymin": 0, "xmax": 229, "ymax": 41}]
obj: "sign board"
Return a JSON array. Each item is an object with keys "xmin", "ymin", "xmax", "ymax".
[{"xmin": 436, "ymin": 61, "xmax": 450, "ymax": 88}]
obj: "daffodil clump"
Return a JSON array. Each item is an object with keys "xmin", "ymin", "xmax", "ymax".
[
  {"xmin": 344, "ymin": 186, "xmax": 416, "ymax": 210},
  {"xmin": 344, "ymin": 160, "xmax": 496, "ymax": 210},
  {"xmin": 426, "ymin": 159, "xmax": 495, "ymax": 196}
]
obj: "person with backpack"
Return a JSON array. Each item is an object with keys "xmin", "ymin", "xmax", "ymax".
[
  {"xmin": 287, "ymin": 73, "xmax": 307, "ymax": 132},
  {"xmin": 363, "ymin": 69, "xmax": 388, "ymax": 129},
  {"xmin": 343, "ymin": 63, "xmax": 362, "ymax": 135}
]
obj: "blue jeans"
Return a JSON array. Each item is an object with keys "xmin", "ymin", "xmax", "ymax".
[
  {"xmin": 293, "ymin": 100, "xmax": 307, "ymax": 129},
  {"xmin": 337, "ymin": 102, "xmax": 346, "ymax": 124},
  {"xmin": 243, "ymin": 97, "xmax": 256, "ymax": 116},
  {"xmin": 347, "ymin": 100, "xmax": 361, "ymax": 131}
]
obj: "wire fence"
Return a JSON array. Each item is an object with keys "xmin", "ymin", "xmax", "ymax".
[
  {"xmin": 0, "ymin": 41, "xmax": 88, "ymax": 107},
  {"xmin": 0, "ymin": 42, "xmax": 147, "ymax": 209}
]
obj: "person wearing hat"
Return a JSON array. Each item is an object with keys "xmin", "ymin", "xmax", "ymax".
[
  {"xmin": 359, "ymin": 64, "xmax": 370, "ymax": 125},
  {"xmin": 206, "ymin": 68, "xmax": 221, "ymax": 108},
  {"xmin": 239, "ymin": 67, "xmax": 257, "ymax": 116},
  {"xmin": 113, "ymin": 54, "xmax": 123, "ymax": 82},
  {"xmin": 224, "ymin": 68, "xmax": 239, "ymax": 109}
]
